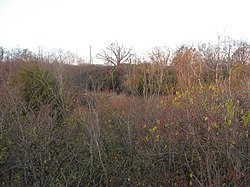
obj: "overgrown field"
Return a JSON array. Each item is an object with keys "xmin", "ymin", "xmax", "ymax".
[{"xmin": 0, "ymin": 43, "xmax": 250, "ymax": 186}]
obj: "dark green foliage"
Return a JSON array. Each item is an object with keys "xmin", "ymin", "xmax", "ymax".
[
  {"xmin": 78, "ymin": 66, "xmax": 111, "ymax": 92},
  {"xmin": 13, "ymin": 61, "xmax": 65, "ymax": 122},
  {"xmin": 17, "ymin": 61, "xmax": 58, "ymax": 109},
  {"xmin": 79, "ymin": 71, "xmax": 92, "ymax": 90},
  {"xmin": 135, "ymin": 66, "xmax": 178, "ymax": 96},
  {"xmin": 136, "ymin": 77, "xmax": 144, "ymax": 96},
  {"xmin": 77, "ymin": 66, "xmax": 124, "ymax": 93}
]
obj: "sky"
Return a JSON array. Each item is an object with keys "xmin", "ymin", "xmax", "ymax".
[{"xmin": 0, "ymin": 0, "xmax": 250, "ymax": 61}]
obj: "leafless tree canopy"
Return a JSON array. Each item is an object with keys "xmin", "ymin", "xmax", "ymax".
[
  {"xmin": 97, "ymin": 41, "xmax": 133, "ymax": 65},
  {"xmin": 148, "ymin": 46, "xmax": 170, "ymax": 64}
]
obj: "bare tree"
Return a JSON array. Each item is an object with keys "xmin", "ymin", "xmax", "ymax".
[
  {"xmin": 148, "ymin": 46, "xmax": 170, "ymax": 64},
  {"xmin": 97, "ymin": 41, "xmax": 134, "ymax": 66},
  {"xmin": 172, "ymin": 46, "xmax": 203, "ymax": 89},
  {"xmin": 147, "ymin": 47, "xmax": 171, "ymax": 95},
  {"xmin": 232, "ymin": 42, "xmax": 250, "ymax": 65}
]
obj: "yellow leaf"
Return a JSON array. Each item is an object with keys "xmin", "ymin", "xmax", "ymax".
[
  {"xmin": 156, "ymin": 134, "xmax": 160, "ymax": 142},
  {"xmin": 204, "ymin": 116, "xmax": 208, "ymax": 121}
]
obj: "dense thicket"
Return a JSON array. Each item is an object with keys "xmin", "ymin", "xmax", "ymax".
[{"xmin": 0, "ymin": 40, "xmax": 249, "ymax": 186}]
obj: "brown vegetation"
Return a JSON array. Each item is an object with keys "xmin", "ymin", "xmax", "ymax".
[{"xmin": 0, "ymin": 40, "xmax": 249, "ymax": 186}]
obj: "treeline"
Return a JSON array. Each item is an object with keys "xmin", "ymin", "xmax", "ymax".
[
  {"xmin": 0, "ymin": 38, "xmax": 249, "ymax": 186},
  {"xmin": 1, "ymin": 38, "xmax": 249, "ymax": 96}
]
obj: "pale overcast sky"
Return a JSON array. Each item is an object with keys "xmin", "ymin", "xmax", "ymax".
[{"xmin": 0, "ymin": 0, "xmax": 249, "ymax": 59}]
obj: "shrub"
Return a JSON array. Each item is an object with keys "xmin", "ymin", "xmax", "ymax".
[{"xmin": 13, "ymin": 61, "xmax": 65, "ymax": 119}]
